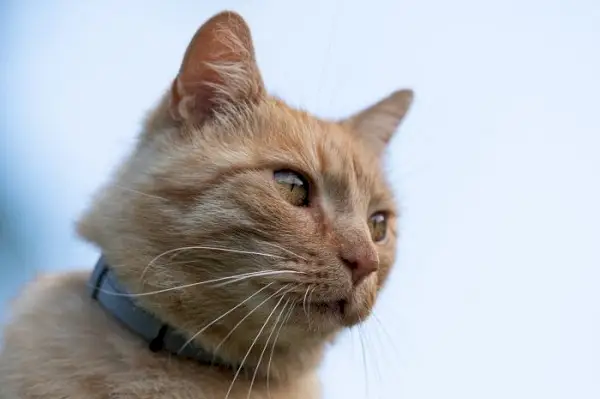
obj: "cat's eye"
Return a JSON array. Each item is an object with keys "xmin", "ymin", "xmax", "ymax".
[
  {"xmin": 274, "ymin": 170, "xmax": 310, "ymax": 207},
  {"xmin": 368, "ymin": 212, "xmax": 388, "ymax": 242}
]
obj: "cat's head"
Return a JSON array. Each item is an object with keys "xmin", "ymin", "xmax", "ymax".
[{"xmin": 79, "ymin": 11, "xmax": 412, "ymax": 373}]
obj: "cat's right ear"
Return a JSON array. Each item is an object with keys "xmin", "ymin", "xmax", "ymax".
[
  {"xmin": 340, "ymin": 89, "xmax": 414, "ymax": 155},
  {"xmin": 169, "ymin": 11, "xmax": 265, "ymax": 124}
]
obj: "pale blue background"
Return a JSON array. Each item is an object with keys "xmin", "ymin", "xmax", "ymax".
[{"xmin": 1, "ymin": 1, "xmax": 599, "ymax": 398}]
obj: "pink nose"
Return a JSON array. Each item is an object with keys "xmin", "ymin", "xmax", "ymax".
[{"xmin": 340, "ymin": 246, "xmax": 379, "ymax": 286}]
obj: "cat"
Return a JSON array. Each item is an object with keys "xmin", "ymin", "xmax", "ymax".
[{"xmin": 0, "ymin": 10, "xmax": 413, "ymax": 399}]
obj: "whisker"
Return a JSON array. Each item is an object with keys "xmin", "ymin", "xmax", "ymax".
[
  {"xmin": 357, "ymin": 319, "xmax": 370, "ymax": 399},
  {"xmin": 302, "ymin": 285, "xmax": 312, "ymax": 319},
  {"xmin": 246, "ymin": 295, "xmax": 292, "ymax": 399},
  {"xmin": 258, "ymin": 241, "xmax": 308, "ymax": 261},
  {"xmin": 372, "ymin": 311, "xmax": 401, "ymax": 358},
  {"xmin": 247, "ymin": 229, "xmax": 309, "ymax": 261},
  {"xmin": 140, "ymin": 251, "xmax": 191, "ymax": 281},
  {"xmin": 362, "ymin": 323, "xmax": 383, "ymax": 399},
  {"xmin": 166, "ymin": 245, "xmax": 286, "ymax": 260},
  {"xmin": 177, "ymin": 282, "xmax": 275, "ymax": 355},
  {"xmin": 209, "ymin": 270, "xmax": 302, "ymax": 289},
  {"xmin": 144, "ymin": 258, "xmax": 203, "ymax": 268},
  {"xmin": 267, "ymin": 299, "xmax": 296, "ymax": 399},
  {"xmin": 211, "ymin": 285, "xmax": 290, "ymax": 359},
  {"xmin": 113, "ymin": 184, "xmax": 168, "ymax": 201},
  {"xmin": 91, "ymin": 271, "xmax": 294, "ymax": 298},
  {"xmin": 245, "ymin": 225, "xmax": 273, "ymax": 238},
  {"xmin": 370, "ymin": 312, "xmax": 400, "ymax": 378},
  {"xmin": 140, "ymin": 245, "xmax": 287, "ymax": 282},
  {"xmin": 306, "ymin": 286, "xmax": 316, "ymax": 329},
  {"xmin": 225, "ymin": 285, "xmax": 291, "ymax": 399}
]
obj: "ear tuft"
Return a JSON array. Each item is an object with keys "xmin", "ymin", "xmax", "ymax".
[
  {"xmin": 169, "ymin": 11, "xmax": 265, "ymax": 123},
  {"xmin": 341, "ymin": 89, "xmax": 414, "ymax": 154}
]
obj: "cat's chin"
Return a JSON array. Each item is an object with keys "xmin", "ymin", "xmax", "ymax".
[
  {"xmin": 339, "ymin": 297, "xmax": 373, "ymax": 327},
  {"xmin": 301, "ymin": 296, "xmax": 372, "ymax": 329}
]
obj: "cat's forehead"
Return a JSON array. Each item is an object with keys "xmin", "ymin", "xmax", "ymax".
[{"xmin": 253, "ymin": 101, "xmax": 394, "ymax": 208}]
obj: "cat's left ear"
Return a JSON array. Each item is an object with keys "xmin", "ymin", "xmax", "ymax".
[
  {"xmin": 169, "ymin": 11, "xmax": 265, "ymax": 123},
  {"xmin": 340, "ymin": 89, "xmax": 414, "ymax": 154}
]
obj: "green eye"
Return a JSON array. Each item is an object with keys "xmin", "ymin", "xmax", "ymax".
[
  {"xmin": 274, "ymin": 170, "xmax": 309, "ymax": 207},
  {"xmin": 368, "ymin": 212, "xmax": 388, "ymax": 242}
]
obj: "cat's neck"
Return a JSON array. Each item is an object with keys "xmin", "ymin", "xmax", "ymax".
[{"xmin": 96, "ymin": 255, "xmax": 337, "ymax": 384}]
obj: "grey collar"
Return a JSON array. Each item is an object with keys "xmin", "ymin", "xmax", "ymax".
[{"xmin": 88, "ymin": 256, "xmax": 232, "ymax": 369}]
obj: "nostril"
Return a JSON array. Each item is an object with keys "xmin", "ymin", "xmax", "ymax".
[
  {"xmin": 341, "ymin": 256, "xmax": 359, "ymax": 271},
  {"xmin": 340, "ymin": 254, "xmax": 378, "ymax": 286},
  {"xmin": 337, "ymin": 299, "xmax": 348, "ymax": 315}
]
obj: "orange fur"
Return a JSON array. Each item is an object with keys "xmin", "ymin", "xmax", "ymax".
[{"xmin": 0, "ymin": 10, "xmax": 413, "ymax": 398}]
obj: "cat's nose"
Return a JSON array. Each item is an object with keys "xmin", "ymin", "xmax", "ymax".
[{"xmin": 339, "ymin": 246, "xmax": 378, "ymax": 286}]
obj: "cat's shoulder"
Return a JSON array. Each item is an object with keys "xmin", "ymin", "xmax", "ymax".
[
  {"xmin": 6, "ymin": 269, "xmax": 90, "ymax": 320},
  {"xmin": 0, "ymin": 270, "xmax": 114, "ymax": 398}
]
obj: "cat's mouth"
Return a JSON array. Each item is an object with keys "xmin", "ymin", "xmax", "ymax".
[
  {"xmin": 301, "ymin": 296, "xmax": 368, "ymax": 327},
  {"xmin": 306, "ymin": 299, "xmax": 348, "ymax": 316}
]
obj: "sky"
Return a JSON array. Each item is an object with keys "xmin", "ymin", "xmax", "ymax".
[{"xmin": 1, "ymin": 0, "xmax": 599, "ymax": 398}]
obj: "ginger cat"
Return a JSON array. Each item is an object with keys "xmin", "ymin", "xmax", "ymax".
[{"xmin": 0, "ymin": 11, "xmax": 413, "ymax": 399}]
